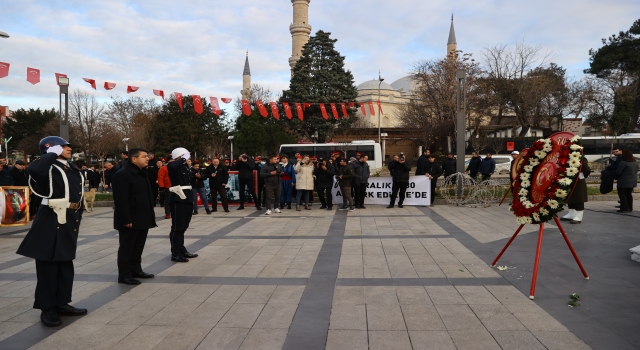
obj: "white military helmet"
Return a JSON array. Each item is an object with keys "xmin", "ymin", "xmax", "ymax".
[
  {"xmin": 171, "ymin": 147, "xmax": 189, "ymax": 160},
  {"xmin": 511, "ymin": 151, "xmax": 520, "ymax": 155}
]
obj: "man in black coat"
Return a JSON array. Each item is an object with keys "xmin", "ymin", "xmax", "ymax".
[
  {"xmin": 465, "ymin": 152, "xmax": 482, "ymax": 181},
  {"xmin": 102, "ymin": 161, "xmax": 120, "ymax": 192},
  {"xmin": 17, "ymin": 136, "xmax": 87, "ymax": 327},
  {"xmin": 388, "ymin": 155, "xmax": 411, "ymax": 208},
  {"xmin": 10, "ymin": 160, "xmax": 28, "ymax": 186},
  {"xmin": 147, "ymin": 159, "xmax": 161, "ymax": 206},
  {"xmin": 415, "ymin": 149, "xmax": 431, "ymax": 176},
  {"xmin": 190, "ymin": 161, "xmax": 211, "ymax": 215},
  {"xmin": 112, "ymin": 148, "xmax": 157, "ymax": 285},
  {"xmin": 441, "ymin": 153, "xmax": 456, "ymax": 179},
  {"xmin": 206, "ymin": 158, "xmax": 230, "ymax": 212},
  {"xmin": 167, "ymin": 147, "xmax": 198, "ymax": 262},
  {"xmin": 424, "ymin": 155, "xmax": 443, "ymax": 205},
  {"xmin": 315, "ymin": 158, "xmax": 335, "ymax": 210},
  {"xmin": 236, "ymin": 154, "xmax": 259, "ymax": 210}
]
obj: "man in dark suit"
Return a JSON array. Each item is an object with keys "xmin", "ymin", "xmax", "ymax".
[
  {"xmin": 206, "ymin": 158, "xmax": 230, "ymax": 212},
  {"xmin": 17, "ymin": 136, "xmax": 87, "ymax": 327},
  {"xmin": 112, "ymin": 148, "xmax": 157, "ymax": 285}
]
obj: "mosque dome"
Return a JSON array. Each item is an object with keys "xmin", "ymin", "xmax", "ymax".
[
  {"xmin": 390, "ymin": 75, "xmax": 417, "ymax": 92},
  {"xmin": 357, "ymin": 79, "xmax": 396, "ymax": 91}
]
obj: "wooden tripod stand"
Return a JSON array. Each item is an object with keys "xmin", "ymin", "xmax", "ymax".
[{"xmin": 491, "ymin": 216, "xmax": 589, "ymax": 299}]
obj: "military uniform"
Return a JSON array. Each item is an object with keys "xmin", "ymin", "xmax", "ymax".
[{"xmin": 167, "ymin": 157, "xmax": 197, "ymax": 260}]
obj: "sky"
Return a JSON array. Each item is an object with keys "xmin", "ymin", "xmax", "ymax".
[{"xmin": 0, "ymin": 0, "xmax": 638, "ymax": 115}]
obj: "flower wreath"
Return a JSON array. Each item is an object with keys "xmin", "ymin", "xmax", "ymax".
[{"xmin": 510, "ymin": 135, "xmax": 583, "ymax": 224}]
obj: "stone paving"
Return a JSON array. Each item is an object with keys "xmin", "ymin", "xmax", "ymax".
[{"xmin": 0, "ymin": 201, "xmax": 637, "ymax": 349}]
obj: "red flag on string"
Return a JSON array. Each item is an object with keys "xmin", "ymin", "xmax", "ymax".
[
  {"xmin": 193, "ymin": 95, "xmax": 203, "ymax": 114},
  {"xmin": 221, "ymin": 98, "xmax": 232, "ymax": 103},
  {"xmin": 210, "ymin": 97, "xmax": 221, "ymax": 116},
  {"xmin": 55, "ymin": 73, "xmax": 67, "ymax": 86},
  {"xmin": 341, "ymin": 103, "xmax": 348, "ymax": 118},
  {"xmin": 330, "ymin": 103, "xmax": 339, "ymax": 120},
  {"xmin": 82, "ymin": 78, "xmax": 96, "ymax": 90},
  {"xmin": 104, "ymin": 82, "xmax": 116, "ymax": 90},
  {"xmin": 359, "ymin": 102, "xmax": 366, "ymax": 116},
  {"xmin": 256, "ymin": 100, "xmax": 268, "ymax": 117},
  {"xmin": 348, "ymin": 102, "xmax": 355, "ymax": 108},
  {"xmin": 377, "ymin": 100, "xmax": 383, "ymax": 114},
  {"xmin": 368, "ymin": 101, "xmax": 375, "ymax": 115},
  {"xmin": 303, "ymin": 102, "xmax": 312, "ymax": 110},
  {"xmin": 127, "ymin": 86, "xmax": 139, "ymax": 94},
  {"xmin": 0, "ymin": 62, "xmax": 10, "ymax": 78},
  {"xmin": 153, "ymin": 90, "xmax": 165, "ymax": 99},
  {"xmin": 27, "ymin": 68, "xmax": 40, "ymax": 84},
  {"xmin": 319, "ymin": 103, "xmax": 329, "ymax": 120},
  {"xmin": 270, "ymin": 102, "xmax": 280, "ymax": 120},
  {"xmin": 175, "ymin": 93, "xmax": 183, "ymax": 111},
  {"xmin": 283, "ymin": 102, "xmax": 293, "ymax": 120},
  {"xmin": 241, "ymin": 99, "xmax": 252, "ymax": 116},
  {"xmin": 295, "ymin": 103, "xmax": 304, "ymax": 121}
]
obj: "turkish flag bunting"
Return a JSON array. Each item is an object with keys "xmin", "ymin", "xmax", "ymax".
[
  {"xmin": 82, "ymin": 78, "xmax": 96, "ymax": 90},
  {"xmin": 341, "ymin": 103, "xmax": 348, "ymax": 118},
  {"xmin": 303, "ymin": 102, "xmax": 312, "ymax": 110},
  {"xmin": 330, "ymin": 103, "xmax": 339, "ymax": 120},
  {"xmin": 283, "ymin": 102, "xmax": 293, "ymax": 120},
  {"xmin": 359, "ymin": 102, "xmax": 366, "ymax": 116},
  {"xmin": 348, "ymin": 102, "xmax": 355, "ymax": 108},
  {"xmin": 0, "ymin": 62, "xmax": 9, "ymax": 78},
  {"xmin": 377, "ymin": 100, "xmax": 383, "ymax": 114},
  {"xmin": 127, "ymin": 86, "xmax": 139, "ymax": 94},
  {"xmin": 175, "ymin": 93, "xmax": 183, "ymax": 111},
  {"xmin": 319, "ymin": 103, "xmax": 329, "ymax": 120},
  {"xmin": 368, "ymin": 101, "xmax": 375, "ymax": 115},
  {"xmin": 256, "ymin": 100, "xmax": 268, "ymax": 118},
  {"xmin": 153, "ymin": 90, "xmax": 165, "ymax": 99},
  {"xmin": 193, "ymin": 95, "xmax": 204, "ymax": 114},
  {"xmin": 270, "ymin": 102, "xmax": 280, "ymax": 120},
  {"xmin": 295, "ymin": 103, "xmax": 304, "ymax": 121},
  {"xmin": 55, "ymin": 73, "xmax": 67, "ymax": 86},
  {"xmin": 221, "ymin": 98, "xmax": 232, "ymax": 104},
  {"xmin": 27, "ymin": 68, "xmax": 40, "ymax": 85},
  {"xmin": 241, "ymin": 99, "xmax": 252, "ymax": 116},
  {"xmin": 104, "ymin": 82, "xmax": 116, "ymax": 90},
  {"xmin": 210, "ymin": 97, "xmax": 221, "ymax": 116}
]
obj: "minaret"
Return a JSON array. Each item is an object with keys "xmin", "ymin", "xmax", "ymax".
[
  {"xmin": 447, "ymin": 14, "xmax": 457, "ymax": 57},
  {"xmin": 241, "ymin": 51, "xmax": 251, "ymax": 100},
  {"xmin": 289, "ymin": 0, "xmax": 312, "ymax": 76}
]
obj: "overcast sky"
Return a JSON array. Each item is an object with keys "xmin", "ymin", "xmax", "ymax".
[{"xmin": 0, "ymin": 0, "xmax": 638, "ymax": 114}]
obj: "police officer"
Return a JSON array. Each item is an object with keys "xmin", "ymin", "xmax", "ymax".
[
  {"xmin": 17, "ymin": 136, "xmax": 87, "ymax": 327},
  {"xmin": 167, "ymin": 147, "xmax": 198, "ymax": 262}
]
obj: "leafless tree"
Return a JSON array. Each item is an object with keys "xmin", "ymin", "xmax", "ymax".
[
  {"xmin": 68, "ymin": 89, "xmax": 108, "ymax": 160},
  {"xmin": 105, "ymin": 96, "xmax": 158, "ymax": 148}
]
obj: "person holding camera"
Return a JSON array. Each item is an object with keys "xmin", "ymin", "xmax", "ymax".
[
  {"xmin": 294, "ymin": 155, "xmax": 315, "ymax": 211},
  {"xmin": 425, "ymin": 154, "xmax": 443, "ymax": 205},
  {"xmin": 315, "ymin": 158, "xmax": 335, "ymax": 210},
  {"xmin": 236, "ymin": 154, "xmax": 260, "ymax": 210},
  {"xmin": 190, "ymin": 162, "xmax": 210, "ymax": 215},
  {"xmin": 337, "ymin": 158, "xmax": 355, "ymax": 211},
  {"xmin": 388, "ymin": 154, "xmax": 411, "ymax": 208},
  {"xmin": 206, "ymin": 158, "xmax": 230, "ymax": 213},
  {"xmin": 260, "ymin": 155, "xmax": 284, "ymax": 215},
  {"xmin": 279, "ymin": 155, "xmax": 296, "ymax": 209}
]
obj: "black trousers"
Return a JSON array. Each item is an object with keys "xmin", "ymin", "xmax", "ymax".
[
  {"xmin": 256, "ymin": 183, "xmax": 266, "ymax": 207},
  {"xmin": 568, "ymin": 203, "xmax": 585, "ymax": 211},
  {"xmin": 317, "ymin": 186, "xmax": 333, "ymax": 208},
  {"xmin": 430, "ymin": 180, "xmax": 437, "ymax": 205},
  {"xmin": 264, "ymin": 183, "xmax": 280, "ymax": 210},
  {"xmin": 618, "ymin": 187, "xmax": 634, "ymax": 211},
  {"xmin": 239, "ymin": 178, "xmax": 257, "ymax": 206},
  {"xmin": 390, "ymin": 181, "xmax": 408, "ymax": 205},
  {"xmin": 117, "ymin": 229, "xmax": 149, "ymax": 279},
  {"xmin": 34, "ymin": 260, "xmax": 74, "ymax": 311},
  {"xmin": 169, "ymin": 202, "xmax": 193, "ymax": 257},
  {"xmin": 163, "ymin": 188, "xmax": 171, "ymax": 215},
  {"xmin": 354, "ymin": 183, "xmax": 367, "ymax": 206},
  {"xmin": 211, "ymin": 186, "xmax": 229, "ymax": 210}
]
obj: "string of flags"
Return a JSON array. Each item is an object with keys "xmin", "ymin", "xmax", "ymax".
[{"xmin": 0, "ymin": 61, "xmax": 384, "ymax": 120}]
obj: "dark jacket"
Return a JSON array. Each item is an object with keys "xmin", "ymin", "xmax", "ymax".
[
  {"xmin": 442, "ymin": 157, "xmax": 456, "ymax": 177},
  {"xmin": 86, "ymin": 169, "xmax": 100, "ymax": 188},
  {"xmin": 147, "ymin": 164, "xmax": 159, "ymax": 185},
  {"xmin": 314, "ymin": 162, "xmax": 336, "ymax": 188},
  {"xmin": 236, "ymin": 157, "xmax": 256, "ymax": 180},
  {"xmin": 280, "ymin": 163, "xmax": 296, "ymax": 183},
  {"xmin": 389, "ymin": 160, "xmax": 411, "ymax": 183},
  {"xmin": 616, "ymin": 160, "xmax": 639, "ymax": 188},
  {"xmin": 0, "ymin": 167, "xmax": 14, "ymax": 186},
  {"xmin": 190, "ymin": 168, "xmax": 206, "ymax": 189},
  {"xmin": 104, "ymin": 165, "xmax": 120, "ymax": 187},
  {"xmin": 112, "ymin": 162, "xmax": 157, "ymax": 230},
  {"xmin": 260, "ymin": 162, "xmax": 283, "ymax": 186},
  {"xmin": 479, "ymin": 157, "xmax": 496, "ymax": 175},
  {"xmin": 206, "ymin": 164, "xmax": 229, "ymax": 189},
  {"xmin": 466, "ymin": 157, "xmax": 482, "ymax": 174},
  {"xmin": 415, "ymin": 154, "xmax": 429, "ymax": 176},
  {"xmin": 567, "ymin": 157, "xmax": 591, "ymax": 204},
  {"xmin": 17, "ymin": 153, "xmax": 84, "ymax": 261},
  {"xmin": 353, "ymin": 160, "xmax": 371, "ymax": 184},
  {"xmin": 10, "ymin": 166, "xmax": 28, "ymax": 186},
  {"xmin": 606, "ymin": 155, "xmax": 622, "ymax": 171},
  {"xmin": 337, "ymin": 164, "xmax": 355, "ymax": 187},
  {"xmin": 167, "ymin": 158, "xmax": 194, "ymax": 203},
  {"xmin": 424, "ymin": 161, "xmax": 443, "ymax": 180}
]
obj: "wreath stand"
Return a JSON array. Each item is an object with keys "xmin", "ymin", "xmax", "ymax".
[{"xmin": 491, "ymin": 216, "xmax": 589, "ymax": 300}]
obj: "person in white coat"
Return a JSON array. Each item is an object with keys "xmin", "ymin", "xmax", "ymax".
[{"xmin": 294, "ymin": 155, "xmax": 315, "ymax": 211}]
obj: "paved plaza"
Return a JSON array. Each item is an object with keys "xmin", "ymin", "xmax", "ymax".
[{"xmin": 0, "ymin": 201, "xmax": 638, "ymax": 349}]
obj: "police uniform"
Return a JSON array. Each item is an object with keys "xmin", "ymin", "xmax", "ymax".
[
  {"xmin": 16, "ymin": 137, "xmax": 87, "ymax": 327},
  {"xmin": 167, "ymin": 149, "xmax": 198, "ymax": 262}
]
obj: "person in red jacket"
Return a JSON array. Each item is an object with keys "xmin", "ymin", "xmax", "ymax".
[{"xmin": 157, "ymin": 156, "xmax": 173, "ymax": 219}]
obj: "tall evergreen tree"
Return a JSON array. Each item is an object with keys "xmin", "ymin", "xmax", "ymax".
[
  {"xmin": 234, "ymin": 107, "xmax": 295, "ymax": 156},
  {"xmin": 3, "ymin": 108, "xmax": 58, "ymax": 156},
  {"xmin": 280, "ymin": 30, "xmax": 358, "ymax": 142}
]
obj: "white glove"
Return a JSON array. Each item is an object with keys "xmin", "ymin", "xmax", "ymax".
[
  {"xmin": 183, "ymin": 152, "xmax": 191, "ymax": 161},
  {"xmin": 47, "ymin": 145, "xmax": 63, "ymax": 156}
]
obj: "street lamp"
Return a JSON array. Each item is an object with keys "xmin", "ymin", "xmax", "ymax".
[
  {"xmin": 0, "ymin": 31, "xmax": 9, "ymax": 39},
  {"xmin": 122, "ymin": 138, "xmax": 130, "ymax": 152},
  {"xmin": 58, "ymin": 76, "xmax": 70, "ymax": 140},
  {"xmin": 381, "ymin": 132, "xmax": 388, "ymax": 165},
  {"xmin": 456, "ymin": 69, "xmax": 466, "ymax": 198},
  {"xmin": 228, "ymin": 136, "xmax": 234, "ymax": 160},
  {"xmin": 378, "ymin": 71, "xmax": 384, "ymax": 144}
]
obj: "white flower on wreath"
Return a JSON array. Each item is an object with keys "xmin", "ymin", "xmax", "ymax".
[
  {"xmin": 517, "ymin": 216, "xmax": 532, "ymax": 224},
  {"xmin": 529, "ymin": 158, "xmax": 540, "ymax": 166},
  {"xmin": 555, "ymin": 189, "xmax": 568, "ymax": 198},
  {"xmin": 534, "ymin": 150, "xmax": 547, "ymax": 159},
  {"xmin": 524, "ymin": 165, "xmax": 534, "ymax": 172},
  {"xmin": 518, "ymin": 188, "xmax": 528, "ymax": 196},
  {"xmin": 524, "ymin": 201, "xmax": 535, "ymax": 209},
  {"xmin": 547, "ymin": 199, "xmax": 559, "ymax": 209},
  {"xmin": 570, "ymin": 135, "xmax": 581, "ymax": 142},
  {"xmin": 570, "ymin": 152, "xmax": 582, "ymax": 160},
  {"xmin": 542, "ymin": 143, "xmax": 553, "ymax": 152},
  {"xmin": 539, "ymin": 207, "xmax": 549, "ymax": 215},
  {"xmin": 569, "ymin": 159, "xmax": 581, "ymax": 168},
  {"xmin": 520, "ymin": 196, "xmax": 528, "ymax": 203},
  {"xmin": 532, "ymin": 213, "xmax": 541, "ymax": 222},
  {"xmin": 521, "ymin": 179, "xmax": 531, "ymax": 188},
  {"xmin": 558, "ymin": 178, "xmax": 572, "ymax": 186},
  {"xmin": 520, "ymin": 173, "xmax": 530, "ymax": 181},
  {"xmin": 570, "ymin": 144, "xmax": 583, "ymax": 151},
  {"xmin": 566, "ymin": 167, "xmax": 578, "ymax": 176}
]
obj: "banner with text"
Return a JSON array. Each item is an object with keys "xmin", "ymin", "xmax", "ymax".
[{"xmin": 331, "ymin": 176, "xmax": 431, "ymax": 206}]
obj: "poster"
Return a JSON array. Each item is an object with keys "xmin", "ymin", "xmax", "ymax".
[
  {"xmin": 1, "ymin": 187, "xmax": 30, "ymax": 226},
  {"xmin": 331, "ymin": 176, "xmax": 431, "ymax": 206},
  {"xmin": 202, "ymin": 170, "xmax": 258, "ymax": 206}
]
